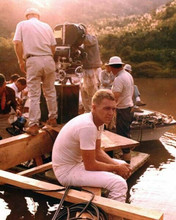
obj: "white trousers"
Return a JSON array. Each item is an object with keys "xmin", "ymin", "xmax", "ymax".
[
  {"xmin": 26, "ymin": 56, "xmax": 58, "ymax": 126},
  {"xmin": 53, "ymin": 159, "xmax": 128, "ymax": 203}
]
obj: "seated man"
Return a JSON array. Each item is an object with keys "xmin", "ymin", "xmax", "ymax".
[
  {"xmin": 0, "ymin": 73, "xmax": 21, "ymax": 138},
  {"xmin": 6, "ymin": 73, "xmax": 20, "ymax": 84},
  {"xmin": 0, "ymin": 73, "xmax": 21, "ymax": 115},
  {"xmin": 7, "ymin": 77, "xmax": 27, "ymax": 111},
  {"xmin": 52, "ymin": 89, "xmax": 131, "ymax": 202}
]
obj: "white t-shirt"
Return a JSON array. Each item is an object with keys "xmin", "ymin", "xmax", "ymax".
[
  {"xmin": 13, "ymin": 18, "xmax": 56, "ymax": 59},
  {"xmin": 7, "ymin": 83, "xmax": 21, "ymax": 99},
  {"xmin": 52, "ymin": 112, "xmax": 103, "ymax": 167},
  {"xmin": 112, "ymin": 69, "xmax": 134, "ymax": 109}
]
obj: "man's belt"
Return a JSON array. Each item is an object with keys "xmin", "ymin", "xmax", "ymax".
[{"xmin": 26, "ymin": 54, "xmax": 51, "ymax": 59}]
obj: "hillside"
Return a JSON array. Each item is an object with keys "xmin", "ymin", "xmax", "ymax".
[{"xmin": 96, "ymin": 0, "xmax": 176, "ymax": 77}]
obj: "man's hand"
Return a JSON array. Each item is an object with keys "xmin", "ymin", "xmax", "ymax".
[
  {"xmin": 16, "ymin": 109, "xmax": 22, "ymax": 117},
  {"xmin": 114, "ymin": 163, "xmax": 132, "ymax": 179},
  {"xmin": 18, "ymin": 60, "xmax": 26, "ymax": 74}
]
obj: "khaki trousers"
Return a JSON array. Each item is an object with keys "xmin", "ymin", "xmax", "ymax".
[
  {"xmin": 80, "ymin": 68, "xmax": 100, "ymax": 112},
  {"xmin": 26, "ymin": 56, "xmax": 58, "ymax": 126}
]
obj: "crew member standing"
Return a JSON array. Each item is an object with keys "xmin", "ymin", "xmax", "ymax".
[
  {"xmin": 108, "ymin": 56, "xmax": 134, "ymax": 163},
  {"xmin": 80, "ymin": 25, "xmax": 102, "ymax": 112},
  {"xmin": 13, "ymin": 8, "xmax": 58, "ymax": 135}
]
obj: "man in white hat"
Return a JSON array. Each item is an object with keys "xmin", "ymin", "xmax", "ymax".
[
  {"xmin": 13, "ymin": 8, "xmax": 58, "ymax": 135},
  {"xmin": 107, "ymin": 56, "xmax": 134, "ymax": 163}
]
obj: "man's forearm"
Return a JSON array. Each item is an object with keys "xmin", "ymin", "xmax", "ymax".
[
  {"xmin": 50, "ymin": 45, "xmax": 56, "ymax": 56},
  {"xmin": 14, "ymin": 41, "xmax": 24, "ymax": 63},
  {"xmin": 96, "ymin": 148, "xmax": 117, "ymax": 165},
  {"xmin": 95, "ymin": 139, "xmax": 117, "ymax": 165}
]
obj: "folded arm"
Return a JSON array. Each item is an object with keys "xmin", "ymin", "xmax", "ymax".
[
  {"xmin": 81, "ymin": 139, "xmax": 131, "ymax": 179},
  {"xmin": 113, "ymin": 91, "xmax": 121, "ymax": 103}
]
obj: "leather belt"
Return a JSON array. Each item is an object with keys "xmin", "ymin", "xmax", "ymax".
[{"xmin": 26, "ymin": 54, "xmax": 51, "ymax": 59}]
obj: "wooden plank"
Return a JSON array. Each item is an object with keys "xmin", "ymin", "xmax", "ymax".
[
  {"xmin": 44, "ymin": 124, "xmax": 139, "ymax": 150},
  {"xmin": 130, "ymin": 151, "xmax": 150, "ymax": 174},
  {"xmin": 42, "ymin": 123, "xmax": 64, "ymax": 133},
  {"xmin": 0, "ymin": 128, "xmax": 57, "ymax": 170},
  {"xmin": 0, "ymin": 170, "xmax": 163, "ymax": 220},
  {"xmin": 114, "ymin": 150, "xmax": 150, "ymax": 176},
  {"xmin": 76, "ymin": 212, "xmax": 97, "ymax": 219},
  {"xmin": 18, "ymin": 162, "xmax": 52, "ymax": 176},
  {"xmin": 82, "ymin": 186, "xmax": 101, "ymax": 196},
  {"xmin": 101, "ymin": 130, "xmax": 139, "ymax": 151}
]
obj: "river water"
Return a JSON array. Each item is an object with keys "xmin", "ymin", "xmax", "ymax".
[{"xmin": 1, "ymin": 78, "xmax": 176, "ymax": 220}]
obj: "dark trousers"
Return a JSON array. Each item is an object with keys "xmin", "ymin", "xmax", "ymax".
[{"xmin": 116, "ymin": 107, "xmax": 134, "ymax": 154}]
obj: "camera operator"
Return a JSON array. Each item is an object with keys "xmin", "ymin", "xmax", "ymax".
[{"xmin": 80, "ymin": 25, "xmax": 102, "ymax": 113}]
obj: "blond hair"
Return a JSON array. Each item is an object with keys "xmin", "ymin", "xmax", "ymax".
[{"xmin": 92, "ymin": 89, "xmax": 115, "ymax": 105}]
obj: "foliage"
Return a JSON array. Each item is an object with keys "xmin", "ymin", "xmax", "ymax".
[
  {"xmin": 0, "ymin": 0, "xmax": 174, "ymax": 78},
  {"xmin": 97, "ymin": 0, "xmax": 176, "ymax": 77},
  {"xmin": 132, "ymin": 61, "xmax": 163, "ymax": 78},
  {"xmin": 0, "ymin": 37, "xmax": 21, "ymax": 80}
]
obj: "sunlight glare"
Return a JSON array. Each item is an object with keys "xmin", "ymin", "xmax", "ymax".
[
  {"xmin": 29, "ymin": 0, "xmax": 51, "ymax": 8},
  {"xmin": 0, "ymin": 198, "xmax": 11, "ymax": 219},
  {"xmin": 25, "ymin": 197, "xmax": 39, "ymax": 215}
]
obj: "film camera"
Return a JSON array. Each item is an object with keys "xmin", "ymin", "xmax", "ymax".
[{"xmin": 54, "ymin": 23, "xmax": 86, "ymax": 83}]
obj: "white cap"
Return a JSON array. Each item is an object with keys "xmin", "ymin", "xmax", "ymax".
[
  {"xmin": 25, "ymin": 8, "xmax": 41, "ymax": 18},
  {"xmin": 107, "ymin": 56, "xmax": 124, "ymax": 65},
  {"xmin": 124, "ymin": 64, "xmax": 132, "ymax": 72}
]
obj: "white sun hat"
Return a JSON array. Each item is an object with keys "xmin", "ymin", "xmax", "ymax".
[
  {"xmin": 124, "ymin": 64, "xmax": 132, "ymax": 72},
  {"xmin": 107, "ymin": 56, "xmax": 124, "ymax": 65},
  {"xmin": 25, "ymin": 8, "xmax": 41, "ymax": 18}
]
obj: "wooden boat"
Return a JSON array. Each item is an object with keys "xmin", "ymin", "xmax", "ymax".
[
  {"xmin": 0, "ymin": 124, "xmax": 164, "ymax": 219},
  {"xmin": 130, "ymin": 109, "xmax": 176, "ymax": 142}
]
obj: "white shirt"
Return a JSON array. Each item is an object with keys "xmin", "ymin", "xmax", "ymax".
[
  {"xmin": 52, "ymin": 112, "xmax": 103, "ymax": 168},
  {"xmin": 7, "ymin": 83, "xmax": 21, "ymax": 99},
  {"xmin": 100, "ymin": 70, "xmax": 115, "ymax": 90},
  {"xmin": 112, "ymin": 69, "xmax": 134, "ymax": 109},
  {"xmin": 13, "ymin": 18, "xmax": 56, "ymax": 59}
]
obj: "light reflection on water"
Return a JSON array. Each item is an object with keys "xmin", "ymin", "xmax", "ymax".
[
  {"xmin": 0, "ymin": 186, "xmax": 59, "ymax": 220},
  {"xmin": 0, "ymin": 197, "xmax": 11, "ymax": 220},
  {"xmin": 128, "ymin": 132, "xmax": 176, "ymax": 220}
]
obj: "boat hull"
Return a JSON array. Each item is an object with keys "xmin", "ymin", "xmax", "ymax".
[
  {"xmin": 131, "ymin": 123, "xmax": 176, "ymax": 141},
  {"xmin": 130, "ymin": 109, "xmax": 176, "ymax": 141}
]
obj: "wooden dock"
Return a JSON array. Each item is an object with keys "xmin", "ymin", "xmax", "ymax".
[{"xmin": 0, "ymin": 125, "xmax": 163, "ymax": 219}]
